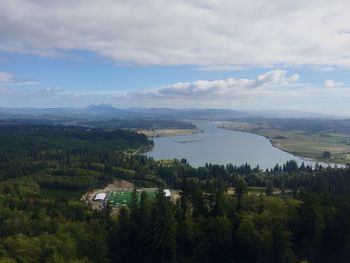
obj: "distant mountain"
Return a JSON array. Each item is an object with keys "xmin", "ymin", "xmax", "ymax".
[
  {"xmin": 83, "ymin": 104, "xmax": 130, "ymax": 116},
  {"xmin": 0, "ymin": 105, "xmax": 248, "ymax": 120},
  {"xmin": 0, "ymin": 104, "xmax": 345, "ymax": 121}
]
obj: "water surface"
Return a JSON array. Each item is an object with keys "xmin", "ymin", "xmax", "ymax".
[{"xmin": 146, "ymin": 121, "xmax": 337, "ymax": 170}]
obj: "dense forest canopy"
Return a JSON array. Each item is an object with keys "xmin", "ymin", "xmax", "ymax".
[
  {"xmin": 0, "ymin": 117, "xmax": 196, "ymax": 131},
  {"xmin": 0, "ymin": 124, "xmax": 150, "ymax": 151},
  {"xmin": 0, "ymin": 124, "xmax": 350, "ymax": 262},
  {"xmin": 78, "ymin": 119, "xmax": 196, "ymax": 130}
]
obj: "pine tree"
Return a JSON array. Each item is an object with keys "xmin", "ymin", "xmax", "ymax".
[
  {"xmin": 130, "ymin": 191, "xmax": 152, "ymax": 262},
  {"xmin": 114, "ymin": 207, "xmax": 131, "ymax": 262},
  {"xmin": 150, "ymin": 188, "xmax": 177, "ymax": 262},
  {"xmin": 235, "ymin": 177, "xmax": 248, "ymax": 200}
]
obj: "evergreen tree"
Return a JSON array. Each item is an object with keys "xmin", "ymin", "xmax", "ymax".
[
  {"xmin": 270, "ymin": 223, "xmax": 295, "ymax": 263},
  {"xmin": 150, "ymin": 188, "xmax": 177, "ymax": 262},
  {"xmin": 114, "ymin": 207, "xmax": 131, "ymax": 262},
  {"xmin": 235, "ymin": 177, "xmax": 248, "ymax": 200}
]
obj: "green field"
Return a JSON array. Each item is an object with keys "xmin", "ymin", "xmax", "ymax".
[{"xmin": 107, "ymin": 191, "xmax": 156, "ymax": 208}]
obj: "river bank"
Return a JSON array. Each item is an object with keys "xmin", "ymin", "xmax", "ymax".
[
  {"xmin": 138, "ymin": 128, "xmax": 200, "ymax": 137},
  {"xmin": 218, "ymin": 121, "xmax": 350, "ymax": 165}
]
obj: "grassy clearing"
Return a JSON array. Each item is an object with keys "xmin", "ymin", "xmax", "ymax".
[{"xmin": 107, "ymin": 191, "xmax": 157, "ymax": 208}]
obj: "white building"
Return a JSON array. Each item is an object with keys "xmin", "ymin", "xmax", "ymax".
[
  {"xmin": 94, "ymin": 192, "xmax": 107, "ymax": 201},
  {"xmin": 164, "ymin": 189, "xmax": 171, "ymax": 197}
]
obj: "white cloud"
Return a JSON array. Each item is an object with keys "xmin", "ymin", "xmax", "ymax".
[
  {"xmin": 137, "ymin": 70, "xmax": 299, "ymax": 98},
  {"xmin": 0, "ymin": 72, "xmax": 14, "ymax": 83},
  {"xmin": 1, "ymin": 0, "xmax": 350, "ymax": 68},
  {"xmin": 0, "ymin": 71, "xmax": 40, "ymax": 93},
  {"xmin": 0, "ymin": 71, "xmax": 14, "ymax": 92},
  {"xmin": 0, "ymin": 69, "xmax": 301, "ymax": 107},
  {"xmin": 1, "ymin": 69, "xmax": 350, "ymax": 116},
  {"xmin": 324, "ymin": 79, "xmax": 344, "ymax": 88}
]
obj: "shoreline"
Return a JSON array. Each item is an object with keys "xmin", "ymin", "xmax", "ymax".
[
  {"xmin": 138, "ymin": 128, "xmax": 201, "ymax": 138},
  {"xmin": 144, "ymin": 121, "xmax": 346, "ymax": 168},
  {"xmin": 217, "ymin": 124, "xmax": 346, "ymax": 167}
]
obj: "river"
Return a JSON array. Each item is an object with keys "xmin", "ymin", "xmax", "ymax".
[{"xmin": 146, "ymin": 121, "xmax": 340, "ymax": 170}]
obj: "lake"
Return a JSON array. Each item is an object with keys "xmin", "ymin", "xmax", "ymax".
[{"xmin": 146, "ymin": 121, "xmax": 338, "ymax": 170}]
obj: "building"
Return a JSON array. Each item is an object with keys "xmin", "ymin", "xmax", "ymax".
[
  {"xmin": 94, "ymin": 192, "xmax": 107, "ymax": 201},
  {"xmin": 164, "ymin": 189, "xmax": 171, "ymax": 197}
]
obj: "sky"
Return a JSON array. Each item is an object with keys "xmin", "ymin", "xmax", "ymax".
[{"xmin": 0, "ymin": 0, "xmax": 350, "ymax": 115}]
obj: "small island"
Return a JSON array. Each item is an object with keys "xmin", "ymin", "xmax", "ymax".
[{"xmin": 138, "ymin": 128, "xmax": 200, "ymax": 137}]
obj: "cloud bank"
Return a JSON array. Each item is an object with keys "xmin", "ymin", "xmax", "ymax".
[
  {"xmin": 1, "ymin": 69, "xmax": 350, "ymax": 115},
  {"xmin": 0, "ymin": 69, "xmax": 299, "ymax": 107},
  {"xmin": 135, "ymin": 70, "xmax": 299, "ymax": 99},
  {"xmin": 1, "ymin": 0, "xmax": 350, "ymax": 67}
]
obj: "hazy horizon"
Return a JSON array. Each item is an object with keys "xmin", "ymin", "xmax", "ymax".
[{"xmin": 1, "ymin": 104, "xmax": 348, "ymax": 119}]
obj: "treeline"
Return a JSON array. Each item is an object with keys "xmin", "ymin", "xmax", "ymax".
[
  {"xmin": 110, "ymin": 183, "xmax": 350, "ymax": 263},
  {"xmin": 0, "ymin": 125, "xmax": 159, "ymax": 262},
  {"xmin": 0, "ymin": 125, "xmax": 155, "ymax": 185},
  {"xmin": 2, "ymin": 173, "xmax": 350, "ymax": 262},
  {"xmin": 157, "ymin": 159, "xmax": 350, "ymax": 197},
  {"xmin": 80, "ymin": 118, "xmax": 196, "ymax": 130},
  {"xmin": 0, "ymin": 124, "xmax": 150, "ymax": 153},
  {"xmin": 2, "ymin": 124, "xmax": 350, "ymax": 261}
]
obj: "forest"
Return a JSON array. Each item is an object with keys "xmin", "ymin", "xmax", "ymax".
[
  {"xmin": 1, "ymin": 124, "xmax": 350, "ymax": 262},
  {"xmin": 78, "ymin": 119, "xmax": 197, "ymax": 130}
]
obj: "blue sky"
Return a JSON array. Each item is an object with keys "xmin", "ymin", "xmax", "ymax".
[
  {"xmin": 2, "ymin": 51, "xmax": 348, "ymax": 90},
  {"xmin": 0, "ymin": 0, "xmax": 350, "ymax": 115}
]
